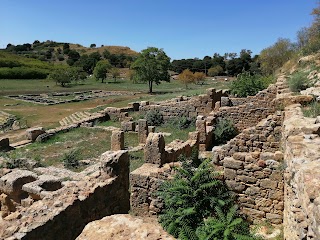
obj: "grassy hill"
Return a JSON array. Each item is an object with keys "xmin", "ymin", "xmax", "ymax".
[
  {"xmin": 0, "ymin": 51, "xmax": 66, "ymax": 79},
  {"xmin": 69, "ymin": 44, "xmax": 138, "ymax": 56},
  {"xmin": 0, "ymin": 41, "xmax": 139, "ymax": 79}
]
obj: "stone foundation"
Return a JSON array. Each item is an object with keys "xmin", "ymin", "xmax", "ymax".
[{"xmin": 0, "ymin": 151, "xmax": 130, "ymax": 240}]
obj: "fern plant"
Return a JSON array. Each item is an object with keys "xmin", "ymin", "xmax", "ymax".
[
  {"xmin": 196, "ymin": 205, "xmax": 258, "ymax": 240},
  {"xmin": 157, "ymin": 153, "xmax": 234, "ymax": 239}
]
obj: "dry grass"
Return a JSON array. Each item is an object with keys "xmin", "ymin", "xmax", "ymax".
[{"xmin": 69, "ymin": 44, "xmax": 139, "ymax": 56}]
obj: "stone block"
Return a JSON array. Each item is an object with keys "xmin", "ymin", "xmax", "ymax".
[
  {"xmin": 22, "ymin": 175, "xmax": 62, "ymax": 200},
  {"xmin": 144, "ymin": 133, "xmax": 166, "ymax": 165},
  {"xmin": 226, "ymin": 180, "xmax": 246, "ymax": 193},
  {"xmin": 223, "ymin": 157, "xmax": 243, "ymax": 169},
  {"xmin": 121, "ymin": 121, "xmax": 136, "ymax": 132},
  {"xmin": 220, "ymin": 97, "xmax": 230, "ymax": 107},
  {"xmin": 26, "ymin": 127, "xmax": 46, "ymax": 142},
  {"xmin": 224, "ymin": 168, "xmax": 237, "ymax": 180},
  {"xmin": 0, "ymin": 138, "xmax": 10, "ymax": 151},
  {"xmin": 111, "ymin": 131, "xmax": 124, "ymax": 151},
  {"xmin": 0, "ymin": 170, "xmax": 37, "ymax": 203},
  {"xmin": 138, "ymin": 119, "xmax": 148, "ymax": 144},
  {"xmin": 260, "ymin": 179, "xmax": 278, "ymax": 190},
  {"xmin": 148, "ymin": 126, "xmax": 156, "ymax": 133}
]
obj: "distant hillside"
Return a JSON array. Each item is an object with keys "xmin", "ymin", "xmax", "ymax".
[
  {"xmin": 0, "ymin": 41, "xmax": 139, "ymax": 77},
  {"xmin": 0, "ymin": 51, "xmax": 66, "ymax": 79},
  {"xmin": 69, "ymin": 44, "xmax": 139, "ymax": 56}
]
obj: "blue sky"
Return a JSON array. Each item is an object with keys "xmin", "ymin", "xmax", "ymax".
[{"xmin": 0, "ymin": 0, "xmax": 316, "ymax": 60}]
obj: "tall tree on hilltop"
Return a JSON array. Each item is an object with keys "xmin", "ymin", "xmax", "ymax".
[{"xmin": 131, "ymin": 47, "xmax": 170, "ymax": 93}]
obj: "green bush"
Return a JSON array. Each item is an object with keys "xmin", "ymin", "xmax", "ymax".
[
  {"xmin": 167, "ymin": 116, "xmax": 196, "ymax": 129},
  {"xmin": 230, "ymin": 72, "xmax": 274, "ymax": 97},
  {"xmin": 157, "ymin": 153, "xmax": 256, "ymax": 240},
  {"xmin": 0, "ymin": 67, "xmax": 48, "ymax": 79},
  {"xmin": 288, "ymin": 71, "xmax": 311, "ymax": 92},
  {"xmin": 145, "ymin": 110, "xmax": 164, "ymax": 126},
  {"xmin": 62, "ymin": 149, "xmax": 80, "ymax": 169},
  {"xmin": 214, "ymin": 118, "xmax": 238, "ymax": 145},
  {"xmin": 302, "ymin": 100, "xmax": 320, "ymax": 117}
]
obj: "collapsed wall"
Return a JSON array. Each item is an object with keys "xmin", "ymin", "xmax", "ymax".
[
  {"xmin": 0, "ymin": 151, "xmax": 130, "ymax": 240},
  {"xmin": 283, "ymin": 104, "xmax": 320, "ymax": 240}
]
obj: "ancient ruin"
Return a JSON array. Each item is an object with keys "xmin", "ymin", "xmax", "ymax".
[{"xmin": 0, "ymin": 71, "xmax": 320, "ymax": 239}]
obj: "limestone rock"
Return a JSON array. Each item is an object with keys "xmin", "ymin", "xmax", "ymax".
[{"xmin": 76, "ymin": 214, "xmax": 175, "ymax": 240}]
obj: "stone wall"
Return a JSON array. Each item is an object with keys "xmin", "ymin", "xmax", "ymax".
[
  {"xmin": 139, "ymin": 88, "xmax": 228, "ymax": 120},
  {"xmin": 130, "ymin": 131, "xmax": 199, "ymax": 216},
  {"xmin": 212, "ymin": 85, "xmax": 277, "ymax": 131},
  {"xmin": 0, "ymin": 151, "xmax": 130, "ymax": 240},
  {"xmin": 282, "ymin": 104, "xmax": 320, "ymax": 240},
  {"xmin": 212, "ymin": 113, "xmax": 284, "ymax": 224}
]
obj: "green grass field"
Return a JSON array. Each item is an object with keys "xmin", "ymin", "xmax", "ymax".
[{"xmin": 0, "ymin": 77, "xmax": 231, "ymax": 129}]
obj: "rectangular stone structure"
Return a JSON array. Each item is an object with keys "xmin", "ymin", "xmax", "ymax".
[
  {"xmin": 144, "ymin": 133, "xmax": 165, "ymax": 165},
  {"xmin": 111, "ymin": 131, "xmax": 124, "ymax": 151},
  {"xmin": 138, "ymin": 119, "xmax": 149, "ymax": 144}
]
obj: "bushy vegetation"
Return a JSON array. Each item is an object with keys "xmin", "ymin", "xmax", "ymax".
[
  {"xmin": 287, "ymin": 71, "xmax": 312, "ymax": 92},
  {"xmin": 0, "ymin": 67, "xmax": 48, "ymax": 79},
  {"xmin": 157, "ymin": 152, "xmax": 257, "ymax": 240},
  {"xmin": 302, "ymin": 100, "xmax": 320, "ymax": 118},
  {"xmin": 214, "ymin": 118, "xmax": 238, "ymax": 145},
  {"xmin": 62, "ymin": 149, "xmax": 80, "ymax": 169},
  {"xmin": 145, "ymin": 110, "xmax": 164, "ymax": 126},
  {"xmin": 230, "ymin": 72, "xmax": 274, "ymax": 97},
  {"xmin": 167, "ymin": 116, "xmax": 196, "ymax": 130}
]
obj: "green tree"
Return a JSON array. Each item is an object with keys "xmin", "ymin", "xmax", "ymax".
[
  {"xmin": 110, "ymin": 67, "xmax": 120, "ymax": 82},
  {"xmin": 178, "ymin": 69, "xmax": 195, "ymax": 89},
  {"xmin": 131, "ymin": 47, "xmax": 170, "ymax": 93},
  {"xmin": 258, "ymin": 38, "xmax": 294, "ymax": 74},
  {"xmin": 93, "ymin": 60, "xmax": 112, "ymax": 83},
  {"xmin": 90, "ymin": 43, "xmax": 96, "ymax": 48},
  {"xmin": 208, "ymin": 65, "xmax": 224, "ymax": 77},
  {"xmin": 47, "ymin": 69, "xmax": 72, "ymax": 87}
]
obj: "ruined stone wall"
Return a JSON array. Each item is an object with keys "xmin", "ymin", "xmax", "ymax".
[
  {"xmin": 213, "ymin": 85, "xmax": 277, "ymax": 131},
  {"xmin": 130, "ymin": 132, "xmax": 199, "ymax": 216},
  {"xmin": 212, "ymin": 113, "xmax": 284, "ymax": 224},
  {"xmin": 0, "ymin": 151, "xmax": 130, "ymax": 240},
  {"xmin": 139, "ymin": 89, "xmax": 228, "ymax": 120},
  {"xmin": 282, "ymin": 104, "xmax": 320, "ymax": 240}
]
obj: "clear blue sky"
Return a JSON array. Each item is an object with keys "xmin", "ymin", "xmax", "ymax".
[{"xmin": 0, "ymin": 0, "xmax": 316, "ymax": 60}]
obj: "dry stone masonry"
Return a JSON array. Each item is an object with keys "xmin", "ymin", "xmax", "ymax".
[{"xmin": 0, "ymin": 151, "xmax": 130, "ymax": 240}]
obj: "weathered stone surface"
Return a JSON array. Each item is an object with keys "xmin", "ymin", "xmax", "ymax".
[
  {"xmin": 121, "ymin": 121, "xmax": 136, "ymax": 132},
  {"xmin": 25, "ymin": 127, "xmax": 46, "ymax": 142},
  {"xmin": 0, "ymin": 170, "xmax": 37, "ymax": 202},
  {"xmin": 111, "ymin": 131, "xmax": 124, "ymax": 151},
  {"xmin": 223, "ymin": 157, "xmax": 243, "ymax": 169},
  {"xmin": 144, "ymin": 133, "xmax": 166, "ymax": 165},
  {"xmin": 76, "ymin": 214, "xmax": 175, "ymax": 240},
  {"xmin": 0, "ymin": 138, "xmax": 10, "ymax": 151},
  {"xmin": 138, "ymin": 119, "xmax": 148, "ymax": 144}
]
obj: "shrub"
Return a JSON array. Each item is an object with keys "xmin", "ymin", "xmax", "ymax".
[
  {"xmin": 302, "ymin": 100, "xmax": 320, "ymax": 117},
  {"xmin": 0, "ymin": 67, "xmax": 48, "ymax": 79},
  {"xmin": 145, "ymin": 110, "xmax": 164, "ymax": 126},
  {"xmin": 167, "ymin": 116, "xmax": 196, "ymax": 129},
  {"xmin": 288, "ymin": 71, "xmax": 311, "ymax": 92},
  {"xmin": 230, "ymin": 72, "xmax": 274, "ymax": 97},
  {"xmin": 214, "ymin": 118, "xmax": 238, "ymax": 145},
  {"xmin": 62, "ymin": 149, "xmax": 80, "ymax": 169},
  {"xmin": 157, "ymin": 153, "xmax": 256, "ymax": 240}
]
